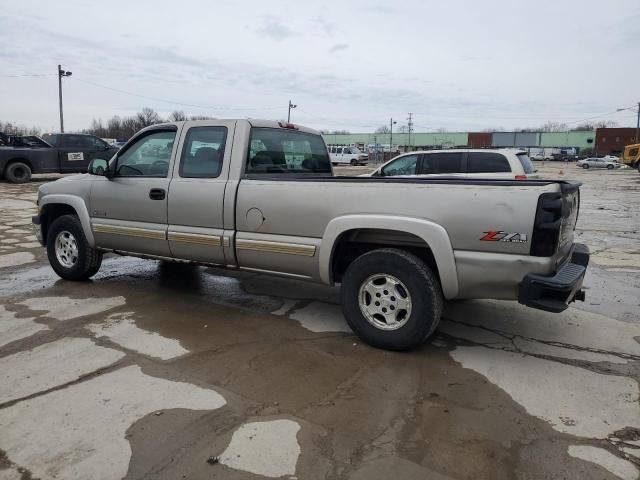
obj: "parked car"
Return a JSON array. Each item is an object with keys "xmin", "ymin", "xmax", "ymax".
[
  {"xmin": 33, "ymin": 119, "xmax": 588, "ymax": 351},
  {"xmin": 366, "ymin": 149, "xmax": 539, "ymax": 179},
  {"xmin": 603, "ymin": 155, "xmax": 619, "ymax": 162},
  {"xmin": 327, "ymin": 145, "xmax": 368, "ymax": 165},
  {"xmin": 530, "ymin": 153, "xmax": 545, "ymax": 161},
  {"xmin": 0, "ymin": 132, "xmax": 118, "ymax": 183},
  {"xmin": 576, "ymin": 158, "xmax": 621, "ymax": 170}
]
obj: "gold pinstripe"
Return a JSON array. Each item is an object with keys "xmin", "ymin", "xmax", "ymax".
[
  {"xmin": 168, "ymin": 231, "xmax": 222, "ymax": 246},
  {"xmin": 236, "ymin": 239, "xmax": 316, "ymax": 257},
  {"xmin": 92, "ymin": 223, "xmax": 166, "ymax": 240}
]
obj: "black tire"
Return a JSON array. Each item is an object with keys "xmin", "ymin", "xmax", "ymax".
[
  {"xmin": 350, "ymin": 159, "xmax": 357, "ymax": 166},
  {"xmin": 607, "ymin": 164, "xmax": 614, "ymax": 169},
  {"xmin": 340, "ymin": 248, "xmax": 443, "ymax": 351},
  {"xmin": 582, "ymin": 164, "xmax": 589, "ymax": 169},
  {"xmin": 5, "ymin": 161, "xmax": 32, "ymax": 183},
  {"xmin": 47, "ymin": 214, "xmax": 102, "ymax": 281}
]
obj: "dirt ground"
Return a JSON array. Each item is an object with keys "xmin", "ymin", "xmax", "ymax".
[{"xmin": 0, "ymin": 164, "xmax": 638, "ymax": 480}]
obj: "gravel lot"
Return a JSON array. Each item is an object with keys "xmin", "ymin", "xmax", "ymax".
[{"xmin": 0, "ymin": 164, "xmax": 639, "ymax": 480}]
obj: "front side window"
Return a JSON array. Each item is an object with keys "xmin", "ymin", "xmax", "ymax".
[
  {"xmin": 381, "ymin": 154, "xmax": 418, "ymax": 176},
  {"xmin": 246, "ymin": 128, "xmax": 331, "ymax": 174},
  {"xmin": 180, "ymin": 127, "xmax": 227, "ymax": 178},
  {"xmin": 42, "ymin": 134, "xmax": 58, "ymax": 146},
  {"xmin": 468, "ymin": 152, "xmax": 511, "ymax": 173},
  {"xmin": 62, "ymin": 135, "xmax": 88, "ymax": 148},
  {"xmin": 116, "ymin": 130, "xmax": 176, "ymax": 177},
  {"xmin": 629, "ymin": 147, "xmax": 639, "ymax": 157},
  {"xmin": 89, "ymin": 136, "xmax": 109, "ymax": 150},
  {"xmin": 419, "ymin": 153, "xmax": 463, "ymax": 174}
]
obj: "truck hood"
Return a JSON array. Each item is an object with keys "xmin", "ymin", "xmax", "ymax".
[{"xmin": 38, "ymin": 173, "xmax": 92, "ymax": 196}]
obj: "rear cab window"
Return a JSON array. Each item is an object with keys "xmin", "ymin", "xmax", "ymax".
[
  {"xmin": 246, "ymin": 128, "xmax": 331, "ymax": 175},
  {"xmin": 468, "ymin": 152, "xmax": 511, "ymax": 173}
]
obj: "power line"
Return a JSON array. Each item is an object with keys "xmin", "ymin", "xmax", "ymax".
[
  {"xmin": 69, "ymin": 77, "xmax": 282, "ymax": 112},
  {"xmin": 2, "ymin": 73, "xmax": 57, "ymax": 78}
]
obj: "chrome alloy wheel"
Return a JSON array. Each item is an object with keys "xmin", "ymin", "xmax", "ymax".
[
  {"xmin": 55, "ymin": 230, "xmax": 79, "ymax": 268},
  {"xmin": 358, "ymin": 273, "xmax": 412, "ymax": 330}
]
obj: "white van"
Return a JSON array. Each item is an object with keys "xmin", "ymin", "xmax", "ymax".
[
  {"xmin": 327, "ymin": 145, "xmax": 368, "ymax": 166},
  {"xmin": 367, "ymin": 149, "xmax": 539, "ymax": 179}
]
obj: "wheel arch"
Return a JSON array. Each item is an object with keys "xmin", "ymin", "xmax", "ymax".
[
  {"xmin": 40, "ymin": 195, "xmax": 95, "ymax": 247},
  {"xmin": 320, "ymin": 215, "xmax": 459, "ymax": 299}
]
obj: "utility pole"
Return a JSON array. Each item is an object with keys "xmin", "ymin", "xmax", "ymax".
[
  {"xmin": 407, "ymin": 112, "xmax": 414, "ymax": 150},
  {"xmin": 57, "ymin": 65, "xmax": 72, "ymax": 133},
  {"xmin": 636, "ymin": 101, "xmax": 640, "ymax": 144},
  {"xmin": 287, "ymin": 100, "xmax": 297, "ymax": 123},
  {"xmin": 389, "ymin": 117, "xmax": 397, "ymax": 158}
]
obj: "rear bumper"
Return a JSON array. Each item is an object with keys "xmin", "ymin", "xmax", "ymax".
[{"xmin": 518, "ymin": 243, "xmax": 589, "ymax": 313}]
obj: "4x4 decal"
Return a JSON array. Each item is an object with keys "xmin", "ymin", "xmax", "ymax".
[{"xmin": 480, "ymin": 231, "xmax": 528, "ymax": 243}]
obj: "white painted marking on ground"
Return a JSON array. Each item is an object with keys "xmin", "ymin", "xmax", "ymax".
[
  {"xmin": 0, "ymin": 337, "xmax": 125, "ymax": 404},
  {"xmin": 289, "ymin": 301, "xmax": 351, "ymax": 333},
  {"xmin": 220, "ymin": 419, "xmax": 301, "ymax": 478},
  {"xmin": 0, "ymin": 305, "xmax": 49, "ymax": 348},
  {"xmin": 0, "ymin": 252, "xmax": 35, "ymax": 268},
  {"xmin": 450, "ymin": 346, "xmax": 639, "ymax": 438},
  {"xmin": 568, "ymin": 445, "xmax": 639, "ymax": 480},
  {"xmin": 19, "ymin": 296, "xmax": 126, "ymax": 321},
  {"xmin": 0, "ymin": 365, "xmax": 226, "ymax": 480},
  {"xmin": 0, "ymin": 199, "xmax": 35, "ymax": 210},
  {"xmin": 87, "ymin": 312, "xmax": 189, "ymax": 360}
]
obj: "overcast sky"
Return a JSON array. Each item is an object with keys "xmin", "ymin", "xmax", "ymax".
[{"xmin": 1, "ymin": 0, "xmax": 638, "ymax": 133}]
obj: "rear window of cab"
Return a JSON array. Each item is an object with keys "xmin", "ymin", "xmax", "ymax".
[{"xmin": 246, "ymin": 128, "xmax": 331, "ymax": 175}]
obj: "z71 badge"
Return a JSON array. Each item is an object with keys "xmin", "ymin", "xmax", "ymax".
[{"xmin": 480, "ymin": 231, "xmax": 528, "ymax": 243}]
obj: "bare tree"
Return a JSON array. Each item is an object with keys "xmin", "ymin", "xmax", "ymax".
[
  {"xmin": 539, "ymin": 121, "xmax": 568, "ymax": 132},
  {"xmin": 397, "ymin": 125, "xmax": 408, "ymax": 133},
  {"xmin": 136, "ymin": 107, "xmax": 162, "ymax": 128},
  {"xmin": 168, "ymin": 110, "xmax": 187, "ymax": 122},
  {"xmin": 375, "ymin": 125, "xmax": 390, "ymax": 134}
]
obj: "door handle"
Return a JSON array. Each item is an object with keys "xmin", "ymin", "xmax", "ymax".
[{"xmin": 149, "ymin": 188, "xmax": 166, "ymax": 200}]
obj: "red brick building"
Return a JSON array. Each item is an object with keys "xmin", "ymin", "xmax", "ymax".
[
  {"xmin": 595, "ymin": 128, "xmax": 638, "ymax": 155},
  {"xmin": 468, "ymin": 132, "xmax": 492, "ymax": 148}
]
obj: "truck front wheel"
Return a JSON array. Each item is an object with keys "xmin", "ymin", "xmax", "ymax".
[
  {"xmin": 5, "ymin": 161, "xmax": 32, "ymax": 183},
  {"xmin": 340, "ymin": 248, "xmax": 443, "ymax": 351},
  {"xmin": 47, "ymin": 214, "xmax": 103, "ymax": 281}
]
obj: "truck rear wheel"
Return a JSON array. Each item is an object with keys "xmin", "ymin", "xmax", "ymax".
[
  {"xmin": 5, "ymin": 161, "xmax": 32, "ymax": 183},
  {"xmin": 47, "ymin": 214, "xmax": 103, "ymax": 281},
  {"xmin": 340, "ymin": 248, "xmax": 443, "ymax": 351}
]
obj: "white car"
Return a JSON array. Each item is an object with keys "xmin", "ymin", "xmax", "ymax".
[
  {"xmin": 367, "ymin": 149, "xmax": 539, "ymax": 179},
  {"xmin": 576, "ymin": 158, "xmax": 621, "ymax": 170},
  {"xmin": 530, "ymin": 153, "xmax": 545, "ymax": 161},
  {"xmin": 603, "ymin": 155, "xmax": 619, "ymax": 161},
  {"xmin": 328, "ymin": 145, "xmax": 368, "ymax": 165}
]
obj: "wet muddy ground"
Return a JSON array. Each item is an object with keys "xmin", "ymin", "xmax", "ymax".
[{"xmin": 0, "ymin": 164, "xmax": 638, "ymax": 480}]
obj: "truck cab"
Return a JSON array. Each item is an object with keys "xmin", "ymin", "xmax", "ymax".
[{"xmin": 41, "ymin": 133, "xmax": 118, "ymax": 172}]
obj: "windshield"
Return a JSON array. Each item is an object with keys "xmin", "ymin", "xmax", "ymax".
[{"xmin": 517, "ymin": 153, "xmax": 535, "ymax": 174}]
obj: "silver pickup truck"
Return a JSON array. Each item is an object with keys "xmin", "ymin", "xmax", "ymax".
[{"xmin": 32, "ymin": 119, "xmax": 589, "ymax": 350}]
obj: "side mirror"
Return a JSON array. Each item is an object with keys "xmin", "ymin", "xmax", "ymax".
[{"xmin": 88, "ymin": 158, "xmax": 109, "ymax": 177}]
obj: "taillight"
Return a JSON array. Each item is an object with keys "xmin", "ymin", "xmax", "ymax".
[
  {"xmin": 515, "ymin": 175, "xmax": 528, "ymax": 180},
  {"xmin": 278, "ymin": 122, "xmax": 299, "ymax": 130},
  {"xmin": 530, "ymin": 192, "xmax": 562, "ymax": 256}
]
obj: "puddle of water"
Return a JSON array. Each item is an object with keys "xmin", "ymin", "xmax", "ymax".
[
  {"xmin": 568, "ymin": 445, "xmax": 638, "ymax": 480},
  {"xmin": 289, "ymin": 301, "xmax": 351, "ymax": 333},
  {"xmin": 87, "ymin": 312, "xmax": 189, "ymax": 360},
  {"xmin": 450, "ymin": 346, "xmax": 639, "ymax": 438},
  {"xmin": 0, "ymin": 337, "xmax": 124, "ymax": 404},
  {"xmin": 0, "ymin": 365, "xmax": 226, "ymax": 480},
  {"xmin": 0, "ymin": 305, "xmax": 49, "ymax": 349},
  {"xmin": 19, "ymin": 296, "xmax": 126, "ymax": 321}
]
